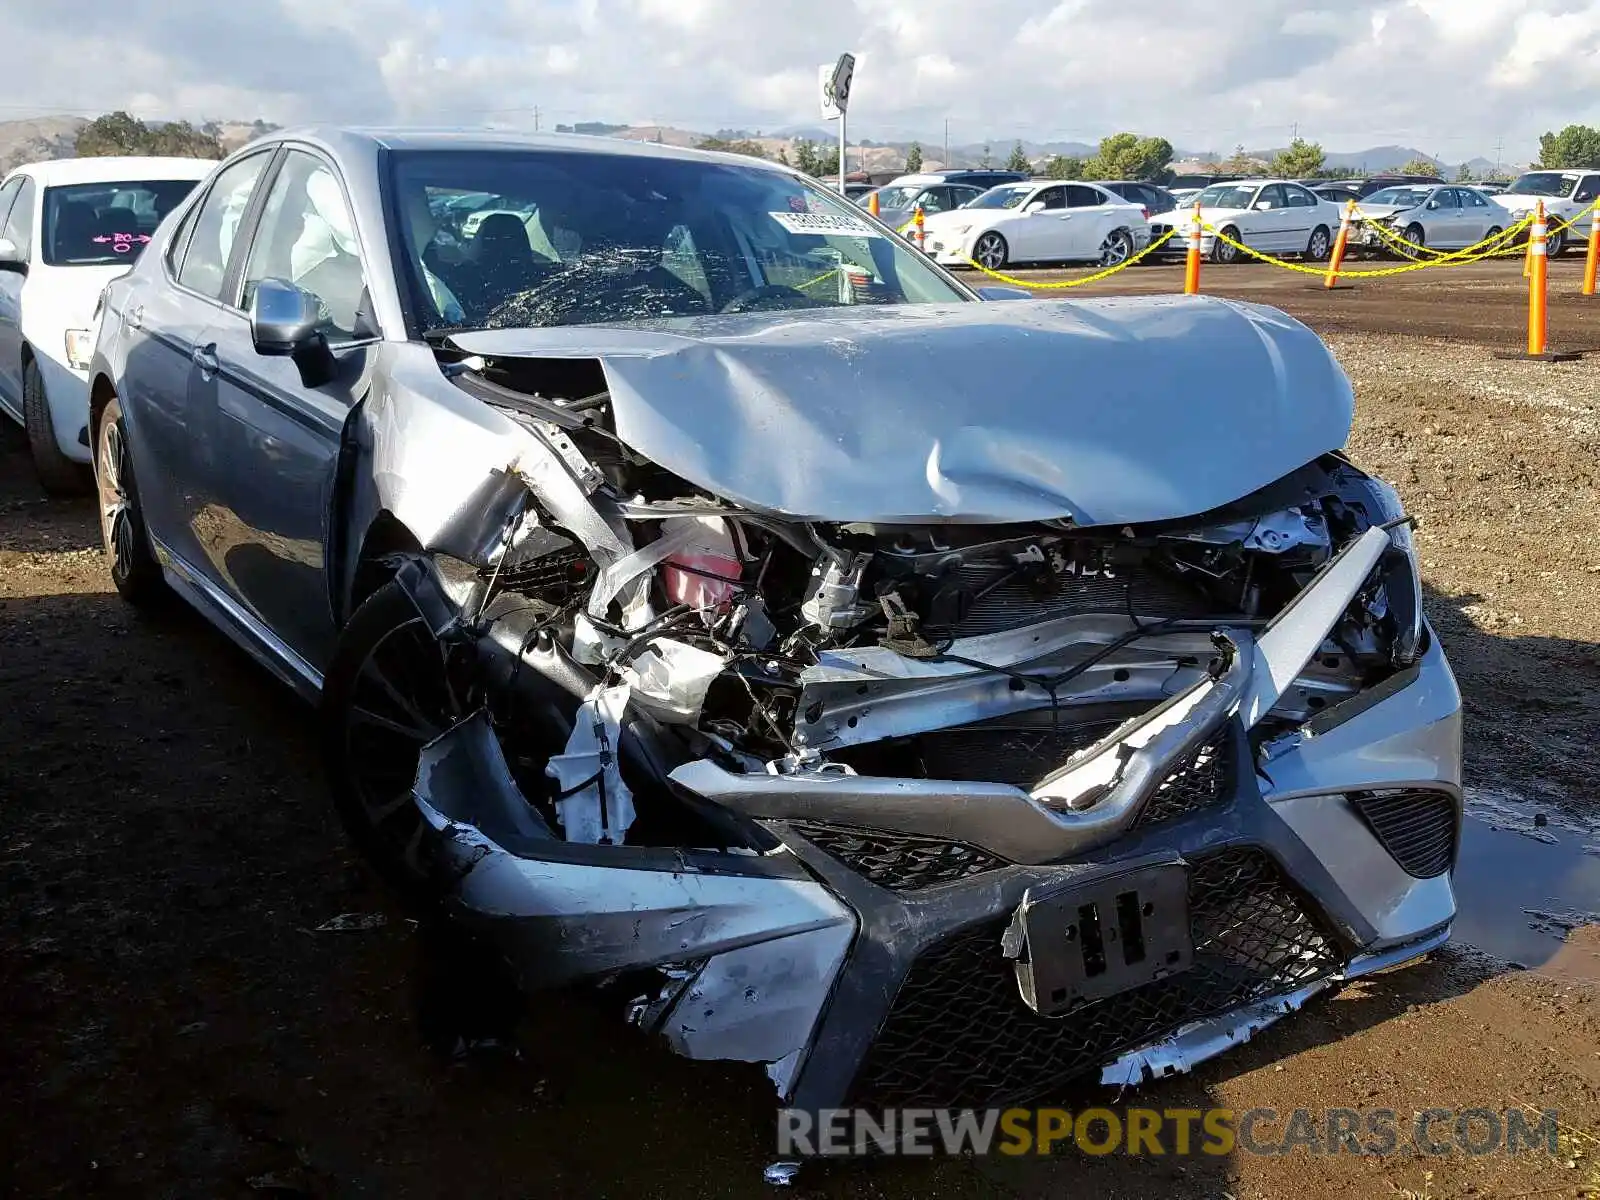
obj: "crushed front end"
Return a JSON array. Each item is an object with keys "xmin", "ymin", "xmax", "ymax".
[{"xmin": 381, "ymin": 303, "xmax": 1461, "ymax": 1114}]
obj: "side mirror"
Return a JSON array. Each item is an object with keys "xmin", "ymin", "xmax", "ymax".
[
  {"xmin": 1253, "ymin": 201, "xmax": 1272, "ymax": 211},
  {"xmin": 0, "ymin": 236, "xmax": 25, "ymax": 275},
  {"xmin": 1426, "ymin": 199, "xmax": 1440, "ymax": 210},
  {"xmin": 1023, "ymin": 201, "xmax": 1046, "ymax": 214},
  {"xmin": 250, "ymin": 278, "xmax": 336, "ymax": 387},
  {"xmin": 976, "ymin": 285, "xmax": 1033, "ymax": 301}
]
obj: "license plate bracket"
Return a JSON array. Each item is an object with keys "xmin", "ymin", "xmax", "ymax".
[{"xmin": 1004, "ymin": 861, "xmax": 1192, "ymax": 1015}]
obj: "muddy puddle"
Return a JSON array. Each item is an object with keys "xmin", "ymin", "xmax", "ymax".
[{"xmin": 1452, "ymin": 785, "xmax": 1600, "ymax": 971}]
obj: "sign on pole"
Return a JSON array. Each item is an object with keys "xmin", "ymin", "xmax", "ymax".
[
  {"xmin": 819, "ymin": 64, "xmax": 842, "ymax": 121},
  {"xmin": 820, "ymin": 53, "xmax": 855, "ymax": 194}
]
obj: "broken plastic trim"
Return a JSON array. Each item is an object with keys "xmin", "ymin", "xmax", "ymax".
[{"xmin": 1098, "ymin": 921, "xmax": 1451, "ymax": 1087}]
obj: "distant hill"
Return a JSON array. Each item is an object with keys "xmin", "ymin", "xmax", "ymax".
[
  {"xmin": 0, "ymin": 115, "xmax": 280, "ymax": 175},
  {"xmin": 0, "ymin": 116, "xmax": 88, "ymax": 174}
]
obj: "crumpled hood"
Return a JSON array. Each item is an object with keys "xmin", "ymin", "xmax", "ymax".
[
  {"xmin": 1354, "ymin": 203, "xmax": 1409, "ymax": 220},
  {"xmin": 450, "ymin": 296, "xmax": 1354, "ymax": 526}
]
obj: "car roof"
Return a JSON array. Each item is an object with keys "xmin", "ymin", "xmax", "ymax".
[
  {"xmin": 271, "ymin": 126, "xmax": 797, "ymax": 175},
  {"xmin": 5, "ymin": 155, "xmax": 218, "ymax": 186}
]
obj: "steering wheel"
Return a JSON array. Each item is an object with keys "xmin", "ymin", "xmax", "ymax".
[{"xmin": 720, "ymin": 284, "xmax": 811, "ymax": 314}]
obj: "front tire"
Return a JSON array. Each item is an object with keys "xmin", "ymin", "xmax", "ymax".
[
  {"xmin": 972, "ymin": 232, "xmax": 1009, "ymax": 271},
  {"xmin": 23, "ymin": 357, "xmax": 89, "ymax": 495},
  {"xmin": 1403, "ymin": 223, "xmax": 1427, "ymax": 259},
  {"xmin": 94, "ymin": 394, "xmax": 166, "ymax": 606},
  {"xmin": 321, "ymin": 579, "xmax": 468, "ymax": 894},
  {"xmin": 1211, "ymin": 227, "xmax": 1245, "ymax": 264},
  {"xmin": 1546, "ymin": 226, "xmax": 1567, "ymax": 257},
  {"xmin": 1305, "ymin": 225, "xmax": 1332, "ymax": 262}
]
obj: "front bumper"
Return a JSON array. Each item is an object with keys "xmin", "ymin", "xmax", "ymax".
[{"xmin": 410, "ymin": 532, "xmax": 1462, "ymax": 1111}]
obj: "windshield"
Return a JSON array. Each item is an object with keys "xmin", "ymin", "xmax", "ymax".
[
  {"xmin": 873, "ymin": 185, "xmax": 925, "ymax": 210},
  {"xmin": 1195, "ymin": 183, "xmax": 1259, "ymax": 209},
  {"xmin": 967, "ymin": 184, "xmax": 1033, "ymax": 210},
  {"xmin": 41, "ymin": 179, "xmax": 202, "ymax": 266},
  {"xmin": 1363, "ymin": 186, "xmax": 1432, "ymax": 207},
  {"xmin": 1508, "ymin": 172, "xmax": 1579, "ymax": 198},
  {"xmin": 389, "ymin": 150, "xmax": 969, "ymax": 332}
]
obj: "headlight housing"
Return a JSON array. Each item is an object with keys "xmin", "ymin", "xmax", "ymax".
[
  {"xmin": 64, "ymin": 328, "xmax": 94, "ymax": 371},
  {"xmin": 1359, "ymin": 476, "xmax": 1424, "ymax": 667}
]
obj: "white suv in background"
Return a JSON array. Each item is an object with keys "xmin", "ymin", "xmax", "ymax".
[{"xmin": 0, "ymin": 156, "xmax": 215, "ymax": 491}]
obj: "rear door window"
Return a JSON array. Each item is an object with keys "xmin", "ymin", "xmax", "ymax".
[{"xmin": 1064, "ymin": 185, "xmax": 1105, "ymax": 208}]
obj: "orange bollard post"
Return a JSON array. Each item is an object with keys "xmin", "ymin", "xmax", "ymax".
[
  {"xmin": 868, "ymin": 190, "xmax": 880, "ymax": 218},
  {"xmin": 1528, "ymin": 200, "xmax": 1548, "ymax": 356},
  {"xmin": 1183, "ymin": 201, "xmax": 1202, "ymax": 295},
  {"xmin": 1324, "ymin": 199, "xmax": 1355, "ymax": 289},
  {"xmin": 1583, "ymin": 199, "xmax": 1600, "ymax": 296},
  {"xmin": 912, "ymin": 205, "xmax": 926, "ymax": 253}
]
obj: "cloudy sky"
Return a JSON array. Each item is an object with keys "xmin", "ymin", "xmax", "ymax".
[{"xmin": 2, "ymin": 0, "xmax": 1598, "ymax": 162}]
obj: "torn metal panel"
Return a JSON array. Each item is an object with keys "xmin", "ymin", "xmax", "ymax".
[
  {"xmin": 794, "ymin": 615, "xmax": 1225, "ymax": 752},
  {"xmin": 447, "ymin": 297, "xmax": 1355, "ymax": 526},
  {"xmin": 412, "ymin": 718, "xmax": 857, "ymax": 989},
  {"xmin": 1239, "ymin": 524, "xmax": 1393, "ymax": 727},
  {"xmin": 671, "ymin": 637, "xmax": 1249, "ymax": 864}
]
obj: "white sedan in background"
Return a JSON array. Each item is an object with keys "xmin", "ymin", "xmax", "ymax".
[
  {"xmin": 1491, "ymin": 169, "xmax": 1600, "ymax": 255},
  {"xmin": 1150, "ymin": 179, "xmax": 1344, "ymax": 264},
  {"xmin": 921, "ymin": 180, "xmax": 1150, "ymax": 270},
  {"xmin": 0, "ymin": 155, "xmax": 215, "ymax": 491},
  {"xmin": 1351, "ymin": 184, "xmax": 1510, "ymax": 255}
]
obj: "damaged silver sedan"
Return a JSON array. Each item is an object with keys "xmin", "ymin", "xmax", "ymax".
[{"xmin": 88, "ymin": 128, "xmax": 1461, "ymax": 1115}]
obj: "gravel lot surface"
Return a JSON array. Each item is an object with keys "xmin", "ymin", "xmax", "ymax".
[{"xmin": 3, "ymin": 266, "xmax": 1599, "ymax": 1198}]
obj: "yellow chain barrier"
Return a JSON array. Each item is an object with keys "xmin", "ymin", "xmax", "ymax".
[
  {"xmin": 957, "ymin": 227, "xmax": 1180, "ymax": 288},
  {"xmin": 1198, "ymin": 214, "xmax": 1533, "ymax": 278}
]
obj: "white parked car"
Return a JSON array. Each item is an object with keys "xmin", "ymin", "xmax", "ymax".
[
  {"xmin": 1150, "ymin": 179, "xmax": 1344, "ymax": 264},
  {"xmin": 1492, "ymin": 169, "xmax": 1600, "ymax": 255},
  {"xmin": 1351, "ymin": 184, "xmax": 1510, "ymax": 255},
  {"xmin": 921, "ymin": 180, "xmax": 1150, "ymax": 271},
  {"xmin": 0, "ymin": 156, "xmax": 215, "ymax": 491}
]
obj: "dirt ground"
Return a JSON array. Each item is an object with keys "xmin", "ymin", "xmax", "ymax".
[{"xmin": 4, "ymin": 258, "xmax": 1600, "ymax": 1199}]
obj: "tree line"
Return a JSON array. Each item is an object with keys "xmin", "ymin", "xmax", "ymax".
[
  {"xmin": 75, "ymin": 111, "xmax": 228, "ymax": 159},
  {"xmin": 699, "ymin": 123, "xmax": 1600, "ymax": 183}
]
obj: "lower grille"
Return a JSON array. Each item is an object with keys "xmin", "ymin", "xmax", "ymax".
[
  {"xmin": 1348, "ymin": 789, "xmax": 1458, "ymax": 878},
  {"xmin": 793, "ymin": 823, "xmax": 1010, "ymax": 890},
  {"xmin": 848, "ymin": 847, "xmax": 1342, "ymax": 1108},
  {"xmin": 1131, "ymin": 734, "xmax": 1236, "ymax": 829}
]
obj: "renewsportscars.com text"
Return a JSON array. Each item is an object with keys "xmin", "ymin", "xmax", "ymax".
[{"xmin": 777, "ymin": 1106, "xmax": 1562, "ymax": 1158}]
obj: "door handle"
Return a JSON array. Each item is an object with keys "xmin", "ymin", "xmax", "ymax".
[{"xmin": 191, "ymin": 344, "xmax": 218, "ymax": 374}]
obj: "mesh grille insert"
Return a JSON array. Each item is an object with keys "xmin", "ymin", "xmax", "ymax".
[
  {"xmin": 792, "ymin": 822, "xmax": 1010, "ymax": 891},
  {"xmin": 848, "ymin": 847, "xmax": 1342, "ymax": 1108}
]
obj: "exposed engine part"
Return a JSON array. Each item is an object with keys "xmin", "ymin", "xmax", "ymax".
[{"xmin": 800, "ymin": 551, "xmax": 875, "ymax": 632}]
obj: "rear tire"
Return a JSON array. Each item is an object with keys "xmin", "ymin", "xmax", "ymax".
[
  {"xmin": 321, "ymin": 579, "xmax": 468, "ymax": 895},
  {"xmin": 23, "ymin": 357, "xmax": 89, "ymax": 495},
  {"xmin": 1305, "ymin": 225, "xmax": 1332, "ymax": 262},
  {"xmin": 1098, "ymin": 228, "xmax": 1135, "ymax": 267},
  {"xmin": 94, "ymin": 394, "xmax": 167, "ymax": 607}
]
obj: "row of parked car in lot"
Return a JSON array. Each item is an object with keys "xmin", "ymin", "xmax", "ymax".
[{"xmin": 854, "ymin": 166, "xmax": 1600, "ymax": 269}]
